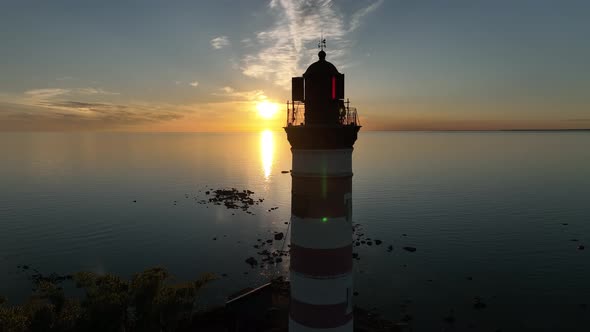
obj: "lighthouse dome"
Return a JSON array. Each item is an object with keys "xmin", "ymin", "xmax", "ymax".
[{"xmin": 303, "ymin": 50, "xmax": 340, "ymax": 77}]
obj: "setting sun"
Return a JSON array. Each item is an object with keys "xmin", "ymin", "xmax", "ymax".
[{"xmin": 256, "ymin": 101, "xmax": 280, "ymax": 119}]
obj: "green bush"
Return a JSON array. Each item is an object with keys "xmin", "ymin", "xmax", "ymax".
[{"xmin": 0, "ymin": 268, "xmax": 215, "ymax": 332}]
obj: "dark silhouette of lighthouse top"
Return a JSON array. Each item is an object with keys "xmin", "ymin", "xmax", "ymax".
[{"xmin": 286, "ymin": 40, "xmax": 360, "ymax": 149}]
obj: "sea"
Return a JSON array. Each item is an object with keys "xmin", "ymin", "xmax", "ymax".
[{"xmin": 1, "ymin": 131, "xmax": 589, "ymax": 331}]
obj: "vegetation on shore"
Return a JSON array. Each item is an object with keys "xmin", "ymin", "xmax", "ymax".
[{"xmin": 0, "ymin": 267, "xmax": 215, "ymax": 332}]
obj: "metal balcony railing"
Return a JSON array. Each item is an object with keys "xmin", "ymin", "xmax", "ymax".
[
  {"xmin": 286, "ymin": 101, "xmax": 306, "ymax": 126},
  {"xmin": 286, "ymin": 100, "xmax": 360, "ymax": 127}
]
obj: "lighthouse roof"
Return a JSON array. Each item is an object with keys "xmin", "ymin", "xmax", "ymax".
[{"xmin": 303, "ymin": 50, "xmax": 339, "ymax": 77}]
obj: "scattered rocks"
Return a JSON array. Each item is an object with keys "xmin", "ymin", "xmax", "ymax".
[
  {"xmin": 375, "ymin": 240, "xmax": 382, "ymax": 245},
  {"xmin": 250, "ymin": 243, "xmax": 290, "ymax": 267},
  {"xmin": 274, "ymin": 232, "xmax": 284, "ymax": 241},
  {"xmin": 133, "ymin": 200, "xmax": 137, "ymax": 203},
  {"xmin": 561, "ymin": 223, "xmax": 569, "ymax": 226},
  {"xmin": 578, "ymin": 245, "xmax": 585, "ymax": 250},
  {"xmin": 199, "ymin": 188, "xmax": 260, "ymax": 213},
  {"xmin": 403, "ymin": 246, "xmax": 417, "ymax": 252},
  {"xmin": 387, "ymin": 245, "xmax": 393, "ymax": 252},
  {"xmin": 466, "ymin": 276, "xmax": 473, "ymax": 281}
]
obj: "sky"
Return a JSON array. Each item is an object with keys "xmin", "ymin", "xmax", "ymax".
[{"xmin": 0, "ymin": 0, "xmax": 589, "ymax": 131}]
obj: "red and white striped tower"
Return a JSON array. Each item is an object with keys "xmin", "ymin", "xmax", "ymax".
[{"xmin": 285, "ymin": 44, "xmax": 360, "ymax": 332}]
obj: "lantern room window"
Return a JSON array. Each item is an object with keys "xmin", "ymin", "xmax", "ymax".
[{"xmin": 332, "ymin": 76, "xmax": 336, "ymax": 100}]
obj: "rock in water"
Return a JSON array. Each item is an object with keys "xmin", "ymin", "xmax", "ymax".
[
  {"xmin": 403, "ymin": 246, "xmax": 417, "ymax": 252},
  {"xmin": 473, "ymin": 296, "xmax": 487, "ymax": 309},
  {"xmin": 245, "ymin": 257, "xmax": 258, "ymax": 266}
]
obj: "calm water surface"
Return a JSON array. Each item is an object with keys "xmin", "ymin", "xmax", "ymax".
[{"xmin": 1, "ymin": 131, "xmax": 589, "ymax": 331}]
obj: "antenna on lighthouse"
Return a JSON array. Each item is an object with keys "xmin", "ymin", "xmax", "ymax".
[{"xmin": 318, "ymin": 32, "xmax": 326, "ymax": 51}]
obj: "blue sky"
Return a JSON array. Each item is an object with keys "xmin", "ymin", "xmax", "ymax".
[{"xmin": 1, "ymin": 0, "xmax": 589, "ymax": 131}]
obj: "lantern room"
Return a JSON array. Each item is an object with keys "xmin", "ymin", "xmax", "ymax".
[{"xmin": 288, "ymin": 49, "xmax": 358, "ymax": 127}]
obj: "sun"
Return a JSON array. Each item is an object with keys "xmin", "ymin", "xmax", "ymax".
[{"xmin": 256, "ymin": 101, "xmax": 280, "ymax": 119}]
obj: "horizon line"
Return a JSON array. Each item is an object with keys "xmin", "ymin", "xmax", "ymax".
[{"xmin": 1, "ymin": 128, "xmax": 589, "ymax": 134}]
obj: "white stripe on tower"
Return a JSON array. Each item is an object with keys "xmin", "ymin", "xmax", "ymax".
[{"xmin": 289, "ymin": 148, "xmax": 354, "ymax": 332}]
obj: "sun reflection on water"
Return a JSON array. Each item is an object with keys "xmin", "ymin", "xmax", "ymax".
[{"xmin": 260, "ymin": 130, "xmax": 275, "ymax": 180}]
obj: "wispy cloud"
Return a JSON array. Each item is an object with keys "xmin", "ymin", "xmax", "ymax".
[
  {"xmin": 0, "ymin": 99, "xmax": 186, "ymax": 131},
  {"xmin": 75, "ymin": 88, "xmax": 120, "ymax": 95},
  {"xmin": 214, "ymin": 86, "xmax": 267, "ymax": 101},
  {"xmin": 210, "ymin": 36, "xmax": 230, "ymax": 49},
  {"xmin": 349, "ymin": 0, "xmax": 383, "ymax": 32},
  {"xmin": 44, "ymin": 101, "xmax": 183, "ymax": 122},
  {"xmin": 189, "ymin": 81, "xmax": 199, "ymax": 87},
  {"xmin": 25, "ymin": 88, "xmax": 71, "ymax": 99},
  {"xmin": 241, "ymin": 0, "xmax": 382, "ymax": 88},
  {"xmin": 24, "ymin": 87, "xmax": 119, "ymax": 100}
]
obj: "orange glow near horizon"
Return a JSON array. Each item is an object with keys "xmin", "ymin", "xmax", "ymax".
[{"xmin": 14, "ymin": 99, "xmax": 586, "ymax": 133}]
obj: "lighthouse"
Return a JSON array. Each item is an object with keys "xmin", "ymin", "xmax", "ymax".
[{"xmin": 285, "ymin": 40, "xmax": 360, "ymax": 332}]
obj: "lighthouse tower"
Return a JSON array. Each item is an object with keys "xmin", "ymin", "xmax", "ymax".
[{"xmin": 285, "ymin": 41, "xmax": 360, "ymax": 332}]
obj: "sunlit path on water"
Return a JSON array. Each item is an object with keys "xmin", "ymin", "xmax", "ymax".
[{"xmin": 259, "ymin": 129, "xmax": 275, "ymax": 180}]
